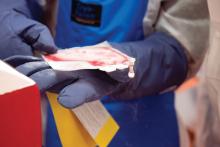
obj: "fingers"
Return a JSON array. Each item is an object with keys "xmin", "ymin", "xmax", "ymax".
[
  {"xmin": 16, "ymin": 61, "xmax": 50, "ymax": 76},
  {"xmin": 8, "ymin": 57, "xmax": 78, "ymax": 93},
  {"xmin": 10, "ymin": 10, "xmax": 57, "ymax": 54},
  {"xmin": 23, "ymin": 24, "xmax": 58, "ymax": 54},
  {"xmin": 3, "ymin": 55, "xmax": 41, "ymax": 67},
  {"xmin": 0, "ymin": 32, "xmax": 34, "ymax": 59},
  {"xmin": 21, "ymin": 23, "xmax": 58, "ymax": 54},
  {"xmin": 58, "ymin": 79, "xmax": 99, "ymax": 108},
  {"xmin": 57, "ymin": 71, "xmax": 119, "ymax": 108},
  {"xmin": 29, "ymin": 69, "xmax": 77, "ymax": 92},
  {"xmin": 0, "ymin": 10, "xmax": 57, "ymax": 59}
]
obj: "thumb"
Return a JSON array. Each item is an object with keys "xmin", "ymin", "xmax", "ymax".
[
  {"xmin": 10, "ymin": 11, "xmax": 57, "ymax": 54},
  {"xmin": 21, "ymin": 23, "xmax": 58, "ymax": 54},
  {"xmin": 57, "ymin": 79, "xmax": 100, "ymax": 108}
]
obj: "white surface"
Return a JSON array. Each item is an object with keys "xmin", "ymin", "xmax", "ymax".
[
  {"xmin": 0, "ymin": 61, "xmax": 35, "ymax": 95},
  {"xmin": 43, "ymin": 46, "xmax": 136, "ymax": 78}
]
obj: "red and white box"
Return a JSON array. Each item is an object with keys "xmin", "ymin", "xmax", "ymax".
[{"xmin": 0, "ymin": 61, "xmax": 42, "ymax": 147}]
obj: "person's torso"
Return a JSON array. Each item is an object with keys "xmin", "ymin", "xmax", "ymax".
[{"xmin": 49, "ymin": 1, "xmax": 180, "ymax": 147}]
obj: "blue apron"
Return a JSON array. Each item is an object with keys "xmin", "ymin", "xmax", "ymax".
[
  {"xmin": 46, "ymin": 0, "xmax": 179, "ymax": 147},
  {"xmin": 55, "ymin": 0, "xmax": 147, "ymax": 47}
]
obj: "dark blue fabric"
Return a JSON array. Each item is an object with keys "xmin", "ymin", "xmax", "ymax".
[
  {"xmin": 45, "ymin": 101, "xmax": 62, "ymax": 147},
  {"xmin": 103, "ymin": 92, "xmax": 179, "ymax": 147}
]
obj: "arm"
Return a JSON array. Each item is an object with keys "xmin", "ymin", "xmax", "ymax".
[
  {"xmin": 108, "ymin": 32, "xmax": 188, "ymax": 98},
  {"xmin": 154, "ymin": 0, "xmax": 209, "ymax": 78},
  {"xmin": 109, "ymin": 0, "xmax": 210, "ymax": 97}
]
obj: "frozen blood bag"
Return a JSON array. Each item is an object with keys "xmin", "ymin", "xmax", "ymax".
[{"xmin": 43, "ymin": 46, "xmax": 135, "ymax": 78}]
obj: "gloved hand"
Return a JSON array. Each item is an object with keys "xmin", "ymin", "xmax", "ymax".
[
  {"xmin": 5, "ymin": 32, "xmax": 188, "ymax": 108},
  {"xmin": 0, "ymin": 0, "xmax": 57, "ymax": 59},
  {"xmin": 4, "ymin": 55, "xmax": 119, "ymax": 108}
]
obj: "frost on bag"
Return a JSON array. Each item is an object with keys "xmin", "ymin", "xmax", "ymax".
[{"xmin": 43, "ymin": 46, "xmax": 136, "ymax": 78}]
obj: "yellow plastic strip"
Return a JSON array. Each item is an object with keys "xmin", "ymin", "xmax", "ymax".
[
  {"xmin": 47, "ymin": 92, "xmax": 96, "ymax": 147},
  {"xmin": 95, "ymin": 117, "xmax": 119, "ymax": 147},
  {"xmin": 47, "ymin": 92, "xmax": 119, "ymax": 147}
]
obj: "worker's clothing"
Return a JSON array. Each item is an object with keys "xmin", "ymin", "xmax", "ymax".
[
  {"xmin": 1, "ymin": 0, "xmax": 209, "ymax": 146},
  {"xmin": 46, "ymin": 0, "xmax": 209, "ymax": 107},
  {"xmin": 55, "ymin": 0, "xmax": 209, "ymax": 80},
  {"xmin": 50, "ymin": 0, "xmax": 208, "ymax": 146}
]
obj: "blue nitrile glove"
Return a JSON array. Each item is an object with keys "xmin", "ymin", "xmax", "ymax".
[
  {"xmin": 108, "ymin": 32, "xmax": 188, "ymax": 99},
  {"xmin": 0, "ymin": 0, "xmax": 57, "ymax": 59},
  {"xmin": 4, "ymin": 32, "xmax": 188, "ymax": 108}
]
